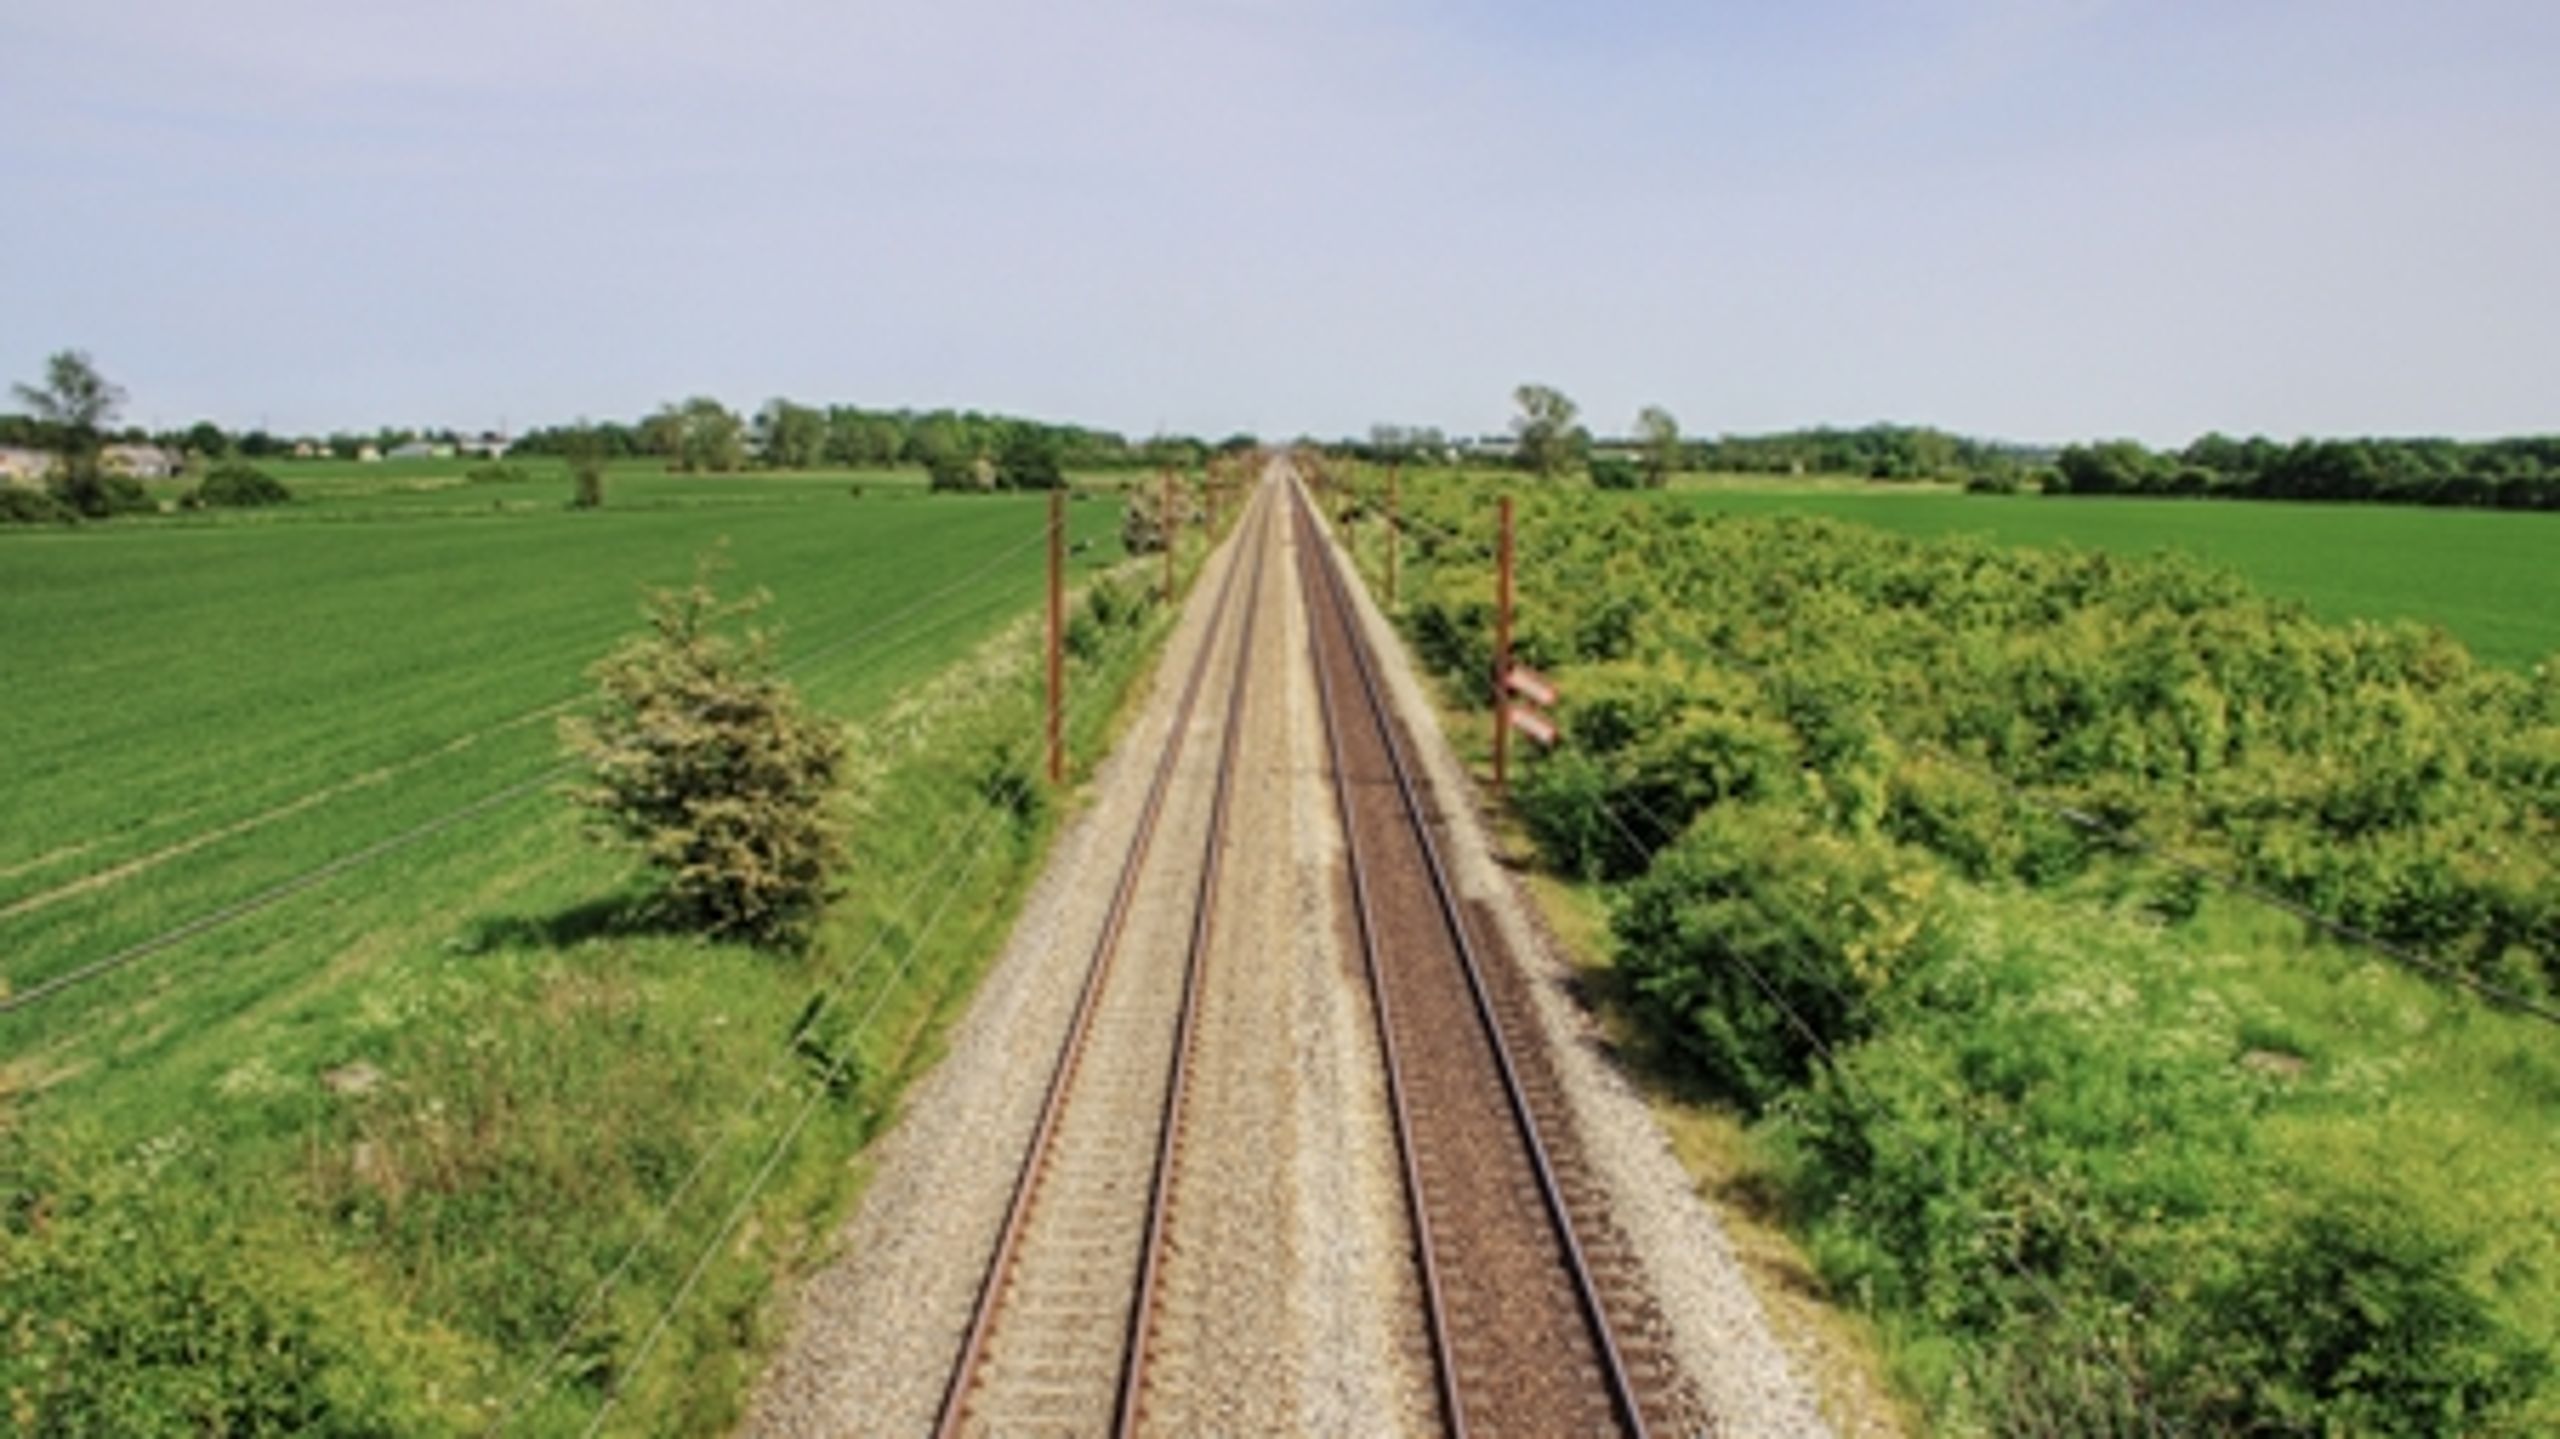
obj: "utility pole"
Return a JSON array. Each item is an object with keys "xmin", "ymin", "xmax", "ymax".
[
  {"xmin": 1047, "ymin": 487, "xmax": 1065, "ymax": 786},
  {"xmin": 1493, "ymin": 493, "xmax": 1514, "ymax": 797},
  {"xmin": 1386, "ymin": 462, "xmax": 1400, "ymax": 610}
]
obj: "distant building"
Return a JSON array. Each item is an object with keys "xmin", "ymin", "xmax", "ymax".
[
  {"xmin": 102, "ymin": 444, "xmax": 180, "ymax": 479},
  {"xmin": 292, "ymin": 440, "xmax": 319, "ymax": 460},
  {"xmin": 460, "ymin": 432, "xmax": 511, "ymax": 459},
  {"xmin": 0, "ymin": 446, "xmax": 50, "ymax": 487},
  {"xmin": 356, "ymin": 443, "xmax": 382, "ymax": 463},
  {"xmin": 385, "ymin": 441, "xmax": 454, "ymax": 461}
]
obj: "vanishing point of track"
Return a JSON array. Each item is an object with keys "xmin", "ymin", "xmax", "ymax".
[{"xmin": 932, "ymin": 473, "xmax": 1689, "ymax": 1435}]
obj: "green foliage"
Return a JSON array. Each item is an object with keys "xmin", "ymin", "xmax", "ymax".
[
  {"xmin": 0, "ymin": 1130, "xmax": 450, "ymax": 1434},
  {"xmin": 1614, "ymin": 800, "xmax": 1944, "ymax": 1109},
  {"xmin": 190, "ymin": 461, "xmax": 293, "ymax": 508},
  {"xmin": 1377, "ymin": 474, "xmax": 2560, "ymax": 1432},
  {"xmin": 0, "ymin": 484, "xmax": 75, "ymax": 525},
  {"xmin": 757, "ymin": 399, "xmax": 827, "ymax": 471},
  {"xmin": 465, "ymin": 460, "xmax": 533, "ymax": 485},
  {"xmin": 2050, "ymin": 431, "xmax": 2560, "ymax": 510},
  {"xmin": 996, "ymin": 425, "xmax": 1066, "ymax": 491},
  {"xmin": 2192, "ymin": 1195, "xmax": 2549, "ymax": 1433},
  {"xmin": 1511, "ymin": 382, "xmax": 1588, "ymax": 477},
  {"xmin": 1067, "ymin": 574, "xmax": 1156, "ymax": 663},
  {"xmin": 564, "ymin": 554, "xmax": 847, "ymax": 947},
  {"xmin": 1587, "ymin": 455, "xmax": 1641, "ymax": 490}
]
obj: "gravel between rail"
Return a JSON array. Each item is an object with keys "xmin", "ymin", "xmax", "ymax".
[{"xmin": 746, "ymin": 466, "xmax": 1829, "ymax": 1436}]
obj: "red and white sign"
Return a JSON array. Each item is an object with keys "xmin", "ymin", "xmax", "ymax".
[
  {"xmin": 1504, "ymin": 664, "xmax": 1558, "ymax": 709},
  {"xmin": 1507, "ymin": 704, "xmax": 1559, "ymax": 747}
]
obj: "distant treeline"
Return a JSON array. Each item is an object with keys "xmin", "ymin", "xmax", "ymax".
[
  {"xmin": 513, "ymin": 400, "xmax": 1254, "ymax": 482},
  {"xmin": 2052, "ymin": 434, "xmax": 2560, "ymax": 510},
  {"xmin": 0, "ymin": 402, "xmax": 1257, "ymax": 483},
  {"xmin": 1683, "ymin": 424, "xmax": 2039, "ymax": 482}
]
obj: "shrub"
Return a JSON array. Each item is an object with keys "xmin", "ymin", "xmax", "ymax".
[
  {"xmin": 466, "ymin": 460, "xmax": 533, "ymax": 484},
  {"xmin": 191, "ymin": 461, "xmax": 292, "ymax": 508},
  {"xmin": 50, "ymin": 462, "xmax": 153, "ymax": 518},
  {"xmin": 0, "ymin": 485, "xmax": 75, "ymax": 525},
  {"xmin": 1588, "ymin": 455, "xmax": 1641, "ymax": 490},
  {"xmin": 1613, "ymin": 799, "xmax": 1944, "ymax": 1109},
  {"xmin": 2190, "ymin": 1195, "xmax": 2547, "ymax": 1434},
  {"xmin": 562, "ymin": 553, "xmax": 846, "ymax": 947},
  {"xmin": 1121, "ymin": 484, "xmax": 1173, "ymax": 556}
]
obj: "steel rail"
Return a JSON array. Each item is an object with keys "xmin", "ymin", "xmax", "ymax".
[
  {"xmin": 1292, "ymin": 478, "xmax": 1651, "ymax": 1438},
  {"xmin": 1291, "ymin": 487, "xmax": 1469, "ymax": 1437},
  {"xmin": 1113, "ymin": 478, "xmax": 1275, "ymax": 1434},
  {"xmin": 931, "ymin": 482, "xmax": 1269, "ymax": 1437}
]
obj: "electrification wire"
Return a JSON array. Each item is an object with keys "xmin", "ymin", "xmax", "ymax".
[
  {"xmin": 5, "ymin": 519, "xmax": 1054, "ymax": 925},
  {"xmin": 485, "ymin": 556, "xmax": 1179, "ymax": 1431},
  {"xmin": 1303, "ymin": 487, "xmax": 2182, "ymax": 1432},
  {"xmin": 564, "ymin": 489, "xmax": 1263, "ymax": 1437},
  {"xmin": 1368, "ymin": 484, "xmax": 2560, "ymax": 1026},
  {"xmin": 0, "ymin": 519, "xmax": 1061, "ymax": 1020}
]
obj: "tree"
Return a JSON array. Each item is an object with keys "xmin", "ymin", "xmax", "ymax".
[
  {"xmin": 759, "ymin": 399, "xmax": 827, "ymax": 470},
  {"xmin": 649, "ymin": 397, "xmax": 746, "ymax": 473},
  {"xmin": 183, "ymin": 420, "xmax": 230, "ymax": 458},
  {"xmin": 1512, "ymin": 383, "xmax": 1587, "ymax": 478},
  {"xmin": 564, "ymin": 423, "xmax": 608, "ymax": 509},
  {"xmin": 562, "ymin": 553, "xmax": 846, "ymax": 946},
  {"xmin": 13, "ymin": 350, "xmax": 143, "ymax": 518},
  {"xmin": 996, "ymin": 424, "xmax": 1065, "ymax": 490},
  {"xmin": 1636, "ymin": 405, "xmax": 1680, "ymax": 488}
]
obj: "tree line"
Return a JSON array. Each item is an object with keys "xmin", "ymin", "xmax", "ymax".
[
  {"xmin": 511, "ymin": 399, "xmax": 1253, "ymax": 488},
  {"xmin": 2052, "ymin": 433, "xmax": 2560, "ymax": 509}
]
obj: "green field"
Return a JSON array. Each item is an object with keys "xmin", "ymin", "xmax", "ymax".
[
  {"xmin": 1665, "ymin": 478, "xmax": 2560, "ymax": 668},
  {"xmin": 0, "ymin": 467, "xmax": 1166, "ymax": 1431}
]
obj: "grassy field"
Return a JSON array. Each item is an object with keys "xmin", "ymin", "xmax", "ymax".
[
  {"xmin": 1663, "ymin": 476, "xmax": 2560, "ymax": 668},
  {"xmin": 0, "ymin": 464, "xmax": 1176, "ymax": 1432}
]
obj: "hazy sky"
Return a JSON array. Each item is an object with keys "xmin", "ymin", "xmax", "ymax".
[{"xmin": 7, "ymin": 1, "xmax": 2556, "ymax": 444}]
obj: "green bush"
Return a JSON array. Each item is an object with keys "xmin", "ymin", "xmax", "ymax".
[
  {"xmin": 190, "ymin": 461, "xmax": 292, "ymax": 508},
  {"xmin": 467, "ymin": 460, "xmax": 534, "ymax": 485},
  {"xmin": 1612, "ymin": 800, "xmax": 1944, "ymax": 1109},
  {"xmin": 2191, "ymin": 1195, "xmax": 2548, "ymax": 1434},
  {"xmin": 562, "ymin": 555, "xmax": 847, "ymax": 947},
  {"xmin": 0, "ymin": 1132, "xmax": 443, "ymax": 1434},
  {"xmin": 0, "ymin": 484, "xmax": 75, "ymax": 525},
  {"xmin": 50, "ymin": 462, "xmax": 153, "ymax": 518},
  {"xmin": 1588, "ymin": 455, "xmax": 1641, "ymax": 490}
]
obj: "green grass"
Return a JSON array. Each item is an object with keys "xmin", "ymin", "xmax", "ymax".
[
  {"xmin": 1663, "ymin": 477, "xmax": 2560, "ymax": 669},
  {"xmin": 0, "ymin": 473, "xmax": 1174, "ymax": 1433}
]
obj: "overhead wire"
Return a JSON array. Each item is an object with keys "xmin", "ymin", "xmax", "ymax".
[
  {"xmin": 496, "ymin": 499, "xmax": 1234, "ymax": 1433},
  {"xmin": 1, "ymin": 518, "xmax": 1060, "ymax": 1021}
]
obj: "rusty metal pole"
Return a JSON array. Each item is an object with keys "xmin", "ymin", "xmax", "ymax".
[
  {"xmin": 1493, "ymin": 493, "xmax": 1514, "ymax": 797},
  {"xmin": 1047, "ymin": 486, "xmax": 1065, "ymax": 786},
  {"xmin": 1160, "ymin": 466, "xmax": 1176, "ymax": 604},
  {"xmin": 1386, "ymin": 462, "xmax": 1400, "ymax": 610}
]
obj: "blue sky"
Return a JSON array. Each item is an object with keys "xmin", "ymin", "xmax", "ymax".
[{"xmin": 5, "ymin": 1, "xmax": 2555, "ymax": 444}]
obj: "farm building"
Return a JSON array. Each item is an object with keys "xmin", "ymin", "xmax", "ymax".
[
  {"xmin": 0, "ymin": 446, "xmax": 51, "ymax": 486},
  {"xmin": 102, "ymin": 444, "xmax": 180, "ymax": 479}
]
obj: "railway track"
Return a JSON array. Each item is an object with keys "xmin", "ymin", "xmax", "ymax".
[
  {"xmin": 932, "ymin": 481, "xmax": 1277, "ymax": 1436},
  {"xmin": 1292, "ymin": 478, "xmax": 1698, "ymax": 1437},
  {"xmin": 931, "ymin": 469, "xmax": 1701, "ymax": 1436}
]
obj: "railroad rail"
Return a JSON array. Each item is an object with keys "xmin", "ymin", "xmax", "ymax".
[
  {"xmin": 1291, "ymin": 478, "xmax": 1669, "ymax": 1437},
  {"xmin": 932, "ymin": 481, "xmax": 1275, "ymax": 1437}
]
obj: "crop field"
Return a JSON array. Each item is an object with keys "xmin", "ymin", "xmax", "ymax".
[
  {"xmin": 1665, "ymin": 478, "xmax": 2559, "ymax": 668},
  {"xmin": 0, "ymin": 471, "xmax": 1159, "ymax": 1430}
]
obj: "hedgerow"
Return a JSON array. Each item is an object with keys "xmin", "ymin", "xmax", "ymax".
[{"xmin": 1371, "ymin": 473, "xmax": 2558, "ymax": 1433}]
